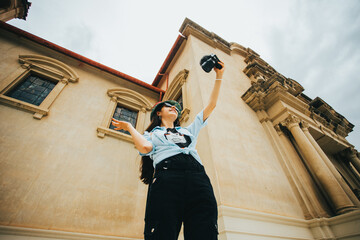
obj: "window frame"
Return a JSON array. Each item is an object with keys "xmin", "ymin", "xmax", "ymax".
[
  {"xmin": 162, "ymin": 69, "xmax": 190, "ymax": 122},
  {"xmin": 5, "ymin": 71, "xmax": 57, "ymax": 107},
  {"xmin": 109, "ymin": 103, "xmax": 139, "ymax": 136},
  {"xmin": 97, "ymin": 88, "xmax": 153, "ymax": 142},
  {"xmin": 0, "ymin": 55, "xmax": 79, "ymax": 119}
]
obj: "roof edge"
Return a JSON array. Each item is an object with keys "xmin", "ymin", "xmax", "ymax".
[
  {"xmin": 0, "ymin": 21, "xmax": 164, "ymax": 94},
  {"xmin": 151, "ymin": 34, "xmax": 186, "ymax": 87}
]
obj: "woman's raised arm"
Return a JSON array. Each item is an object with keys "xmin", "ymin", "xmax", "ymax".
[{"xmin": 203, "ymin": 61, "xmax": 225, "ymax": 121}]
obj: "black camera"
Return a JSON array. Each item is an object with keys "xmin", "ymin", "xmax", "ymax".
[{"xmin": 200, "ymin": 54, "xmax": 223, "ymax": 73}]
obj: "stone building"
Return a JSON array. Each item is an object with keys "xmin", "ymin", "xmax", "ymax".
[
  {"xmin": 0, "ymin": 0, "xmax": 31, "ymax": 22},
  {"xmin": 0, "ymin": 17, "xmax": 360, "ymax": 240}
]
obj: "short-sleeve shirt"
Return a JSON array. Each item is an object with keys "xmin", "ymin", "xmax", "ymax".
[
  {"xmin": 139, "ymin": 110, "xmax": 208, "ymax": 168},
  {"xmin": 164, "ymin": 128, "xmax": 192, "ymax": 148}
]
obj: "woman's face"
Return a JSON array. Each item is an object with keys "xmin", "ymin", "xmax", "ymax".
[{"xmin": 157, "ymin": 104, "xmax": 178, "ymax": 122}]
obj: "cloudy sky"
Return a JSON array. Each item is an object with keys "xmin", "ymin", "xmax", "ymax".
[{"xmin": 8, "ymin": 0, "xmax": 360, "ymax": 149}]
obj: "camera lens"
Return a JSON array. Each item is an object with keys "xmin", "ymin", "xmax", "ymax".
[
  {"xmin": 200, "ymin": 55, "xmax": 215, "ymax": 73},
  {"xmin": 200, "ymin": 54, "xmax": 222, "ymax": 73}
]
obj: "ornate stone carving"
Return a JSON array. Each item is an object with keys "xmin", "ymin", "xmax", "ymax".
[
  {"xmin": 241, "ymin": 51, "xmax": 353, "ymax": 140},
  {"xmin": 300, "ymin": 121, "xmax": 310, "ymax": 131},
  {"xmin": 60, "ymin": 78, "xmax": 69, "ymax": 85},
  {"xmin": 281, "ymin": 115, "xmax": 301, "ymax": 130},
  {"xmin": 107, "ymin": 88, "xmax": 153, "ymax": 111},
  {"xmin": 21, "ymin": 63, "xmax": 31, "ymax": 69},
  {"xmin": 309, "ymin": 97, "xmax": 353, "ymax": 138},
  {"xmin": 111, "ymin": 96, "xmax": 117, "ymax": 102},
  {"xmin": 274, "ymin": 124, "xmax": 284, "ymax": 136},
  {"xmin": 19, "ymin": 55, "xmax": 79, "ymax": 82},
  {"xmin": 339, "ymin": 147, "xmax": 359, "ymax": 160}
]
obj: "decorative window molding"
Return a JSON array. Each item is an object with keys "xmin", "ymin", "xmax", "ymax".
[
  {"xmin": 0, "ymin": 54, "xmax": 79, "ymax": 119},
  {"xmin": 97, "ymin": 88, "xmax": 153, "ymax": 142},
  {"xmin": 163, "ymin": 69, "xmax": 190, "ymax": 122}
]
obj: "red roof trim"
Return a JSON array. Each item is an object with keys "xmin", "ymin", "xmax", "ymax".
[
  {"xmin": 0, "ymin": 21, "xmax": 165, "ymax": 94},
  {"xmin": 152, "ymin": 34, "xmax": 186, "ymax": 86}
]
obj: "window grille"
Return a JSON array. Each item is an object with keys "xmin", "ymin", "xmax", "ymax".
[
  {"xmin": 110, "ymin": 105, "xmax": 138, "ymax": 135},
  {"xmin": 6, "ymin": 74, "xmax": 56, "ymax": 106}
]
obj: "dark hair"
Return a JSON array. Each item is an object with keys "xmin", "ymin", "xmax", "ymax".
[{"xmin": 139, "ymin": 108, "xmax": 180, "ymax": 185}]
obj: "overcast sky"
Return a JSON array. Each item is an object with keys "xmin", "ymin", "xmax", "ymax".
[{"xmin": 8, "ymin": 0, "xmax": 360, "ymax": 150}]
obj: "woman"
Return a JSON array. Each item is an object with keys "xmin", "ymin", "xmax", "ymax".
[{"xmin": 111, "ymin": 61, "xmax": 224, "ymax": 239}]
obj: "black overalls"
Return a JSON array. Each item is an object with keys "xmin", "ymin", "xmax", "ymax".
[{"xmin": 143, "ymin": 126, "xmax": 219, "ymax": 239}]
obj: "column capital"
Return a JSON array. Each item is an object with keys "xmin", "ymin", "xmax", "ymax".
[
  {"xmin": 140, "ymin": 107, "xmax": 146, "ymax": 113},
  {"xmin": 111, "ymin": 96, "xmax": 117, "ymax": 102},
  {"xmin": 341, "ymin": 147, "xmax": 360, "ymax": 179},
  {"xmin": 339, "ymin": 147, "xmax": 358, "ymax": 159},
  {"xmin": 281, "ymin": 115, "xmax": 301, "ymax": 130},
  {"xmin": 301, "ymin": 121, "xmax": 310, "ymax": 131},
  {"xmin": 346, "ymin": 147, "xmax": 358, "ymax": 158},
  {"xmin": 274, "ymin": 124, "xmax": 284, "ymax": 136}
]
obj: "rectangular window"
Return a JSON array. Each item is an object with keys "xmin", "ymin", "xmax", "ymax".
[
  {"xmin": 110, "ymin": 105, "xmax": 138, "ymax": 135},
  {"xmin": 5, "ymin": 74, "xmax": 56, "ymax": 106}
]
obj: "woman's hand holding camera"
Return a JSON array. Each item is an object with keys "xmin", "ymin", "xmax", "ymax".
[
  {"xmin": 214, "ymin": 61, "xmax": 225, "ymax": 79},
  {"xmin": 111, "ymin": 118, "xmax": 131, "ymax": 131}
]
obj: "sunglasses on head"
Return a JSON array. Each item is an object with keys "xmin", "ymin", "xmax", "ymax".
[{"xmin": 163, "ymin": 102, "xmax": 180, "ymax": 112}]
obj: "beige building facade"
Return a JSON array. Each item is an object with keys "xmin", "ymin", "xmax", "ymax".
[{"xmin": 0, "ymin": 18, "xmax": 360, "ymax": 240}]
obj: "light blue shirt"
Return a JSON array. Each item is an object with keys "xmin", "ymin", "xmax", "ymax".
[{"xmin": 139, "ymin": 110, "xmax": 208, "ymax": 168}]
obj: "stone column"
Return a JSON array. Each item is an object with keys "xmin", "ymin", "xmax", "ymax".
[
  {"xmin": 346, "ymin": 148, "xmax": 360, "ymax": 176},
  {"xmin": 301, "ymin": 121, "xmax": 360, "ymax": 207},
  {"xmin": 274, "ymin": 124, "xmax": 327, "ymax": 218},
  {"xmin": 281, "ymin": 115, "xmax": 356, "ymax": 214}
]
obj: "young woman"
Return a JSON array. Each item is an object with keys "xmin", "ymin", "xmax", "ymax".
[{"xmin": 111, "ymin": 61, "xmax": 224, "ymax": 239}]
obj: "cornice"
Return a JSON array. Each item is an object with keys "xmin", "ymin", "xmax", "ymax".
[
  {"xmin": 179, "ymin": 18, "xmax": 258, "ymax": 58},
  {"xmin": 244, "ymin": 55, "xmax": 277, "ymax": 80},
  {"xmin": 229, "ymin": 42, "xmax": 248, "ymax": 57},
  {"xmin": 180, "ymin": 19, "xmax": 231, "ymax": 54},
  {"xmin": 309, "ymin": 97, "xmax": 354, "ymax": 137},
  {"xmin": 241, "ymin": 76, "xmax": 309, "ymax": 115}
]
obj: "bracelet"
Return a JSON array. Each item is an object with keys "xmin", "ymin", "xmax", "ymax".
[{"xmin": 216, "ymin": 78, "xmax": 223, "ymax": 81}]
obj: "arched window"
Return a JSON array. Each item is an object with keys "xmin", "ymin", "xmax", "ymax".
[
  {"xmin": 163, "ymin": 69, "xmax": 190, "ymax": 122},
  {"xmin": 97, "ymin": 88, "xmax": 152, "ymax": 142}
]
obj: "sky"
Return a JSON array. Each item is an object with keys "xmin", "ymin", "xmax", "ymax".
[{"xmin": 8, "ymin": 0, "xmax": 360, "ymax": 150}]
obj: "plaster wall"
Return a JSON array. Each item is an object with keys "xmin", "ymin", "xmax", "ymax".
[{"xmin": 0, "ymin": 31, "xmax": 159, "ymax": 239}]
